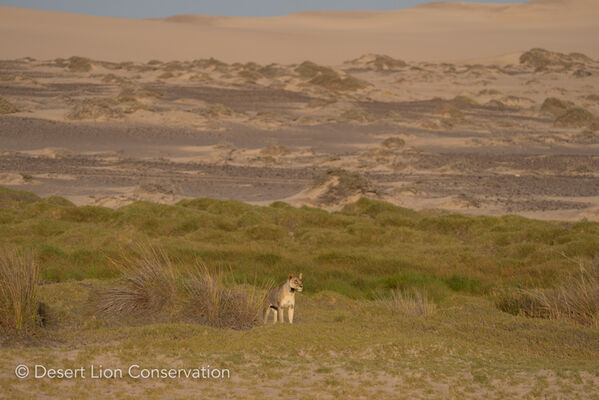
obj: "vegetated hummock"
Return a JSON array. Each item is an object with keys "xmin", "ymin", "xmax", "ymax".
[
  {"xmin": 1, "ymin": 186, "xmax": 599, "ymax": 398},
  {"xmin": 0, "ymin": 96, "xmax": 18, "ymax": 114},
  {"xmin": 1, "ymin": 185, "xmax": 597, "ymax": 299}
]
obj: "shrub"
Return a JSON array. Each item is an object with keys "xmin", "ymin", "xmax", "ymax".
[{"xmin": 0, "ymin": 249, "xmax": 40, "ymax": 336}]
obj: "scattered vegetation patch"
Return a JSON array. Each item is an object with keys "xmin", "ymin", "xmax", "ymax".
[
  {"xmin": 553, "ymin": 107, "xmax": 597, "ymax": 129},
  {"xmin": 67, "ymin": 56, "xmax": 93, "ymax": 72},
  {"xmin": 349, "ymin": 54, "xmax": 407, "ymax": 71},
  {"xmin": 296, "ymin": 61, "xmax": 370, "ymax": 91},
  {"xmin": 0, "ymin": 96, "xmax": 18, "ymax": 114},
  {"xmin": 380, "ymin": 137, "xmax": 405, "ymax": 149},
  {"xmin": 520, "ymin": 48, "xmax": 594, "ymax": 71},
  {"xmin": 340, "ymin": 108, "xmax": 374, "ymax": 123},
  {"xmin": 315, "ymin": 168, "xmax": 374, "ymax": 204},
  {"xmin": 65, "ymin": 98, "xmax": 122, "ymax": 120},
  {"xmin": 196, "ymin": 103, "xmax": 233, "ymax": 119},
  {"xmin": 540, "ymin": 97, "xmax": 574, "ymax": 117},
  {"xmin": 260, "ymin": 144, "xmax": 290, "ymax": 157},
  {"xmin": 435, "ymin": 103, "xmax": 464, "ymax": 119}
]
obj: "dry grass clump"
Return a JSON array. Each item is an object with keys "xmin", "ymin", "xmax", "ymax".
[
  {"xmin": 376, "ymin": 288, "xmax": 436, "ymax": 317},
  {"xmin": 541, "ymin": 97, "xmax": 574, "ymax": 117},
  {"xmin": 495, "ymin": 257, "xmax": 599, "ymax": 328},
  {"xmin": 0, "ymin": 249, "xmax": 40, "ymax": 336},
  {"xmin": 95, "ymin": 247, "xmax": 265, "ymax": 329},
  {"xmin": 0, "ymin": 96, "xmax": 18, "ymax": 114},
  {"xmin": 553, "ymin": 107, "xmax": 597, "ymax": 129},
  {"xmin": 520, "ymin": 48, "xmax": 594, "ymax": 71},
  {"xmin": 183, "ymin": 264, "xmax": 265, "ymax": 330},
  {"xmin": 68, "ymin": 56, "xmax": 93, "ymax": 72},
  {"xmin": 296, "ymin": 61, "xmax": 370, "ymax": 91},
  {"xmin": 65, "ymin": 98, "xmax": 122, "ymax": 120},
  {"xmin": 95, "ymin": 247, "xmax": 179, "ymax": 316}
]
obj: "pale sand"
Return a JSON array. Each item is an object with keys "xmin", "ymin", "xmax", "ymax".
[{"xmin": 1, "ymin": 0, "xmax": 598, "ymax": 64}]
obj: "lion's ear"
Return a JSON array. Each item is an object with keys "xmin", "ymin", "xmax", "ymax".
[
  {"xmin": 299, "ymin": 273, "xmax": 303, "ymax": 279},
  {"xmin": 288, "ymin": 273, "xmax": 293, "ymax": 280}
]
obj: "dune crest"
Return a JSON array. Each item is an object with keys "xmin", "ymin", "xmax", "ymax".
[{"xmin": 1, "ymin": 0, "xmax": 598, "ymax": 64}]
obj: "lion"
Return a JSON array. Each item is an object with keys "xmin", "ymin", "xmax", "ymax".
[{"xmin": 263, "ymin": 273, "xmax": 303, "ymax": 324}]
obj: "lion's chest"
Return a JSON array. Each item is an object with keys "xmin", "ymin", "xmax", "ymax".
[{"xmin": 280, "ymin": 292, "xmax": 295, "ymax": 308}]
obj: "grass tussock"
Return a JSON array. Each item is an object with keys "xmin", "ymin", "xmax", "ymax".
[
  {"xmin": 95, "ymin": 247, "xmax": 178, "ymax": 316},
  {"xmin": 0, "ymin": 96, "xmax": 18, "ymax": 114},
  {"xmin": 0, "ymin": 248, "xmax": 40, "ymax": 336},
  {"xmin": 183, "ymin": 263, "xmax": 267, "ymax": 330},
  {"xmin": 376, "ymin": 288, "xmax": 436, "ymax": 317},
  {"xmin": 95, "ymin": 246, "xmax": 266, "ymax": 329},
  {"xmin": 495, "ymin": 256, "xmax": 599, "ymax": 327}
]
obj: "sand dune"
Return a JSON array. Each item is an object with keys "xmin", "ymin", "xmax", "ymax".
[{"xmin": 1, "ymin": 0, "xmax": 598, "ymax": 64}]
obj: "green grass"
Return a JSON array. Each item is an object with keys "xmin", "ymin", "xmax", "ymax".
[
  {"xmin": 1, "ymin": 187, "xmax": 598, "ymax": 298},
  {"xmin": 1, "ymin": 186, "xmax": 598, "ymax": 398}
]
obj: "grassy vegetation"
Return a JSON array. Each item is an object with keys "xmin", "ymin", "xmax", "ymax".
[
  {"xmin": 495, "ymin": 256, "xmax": 599, "ymax": 327},
  {"xmin": 1, "ymin": 186, "xmax": 598, "ymax": 299},
  {"xmin": 0, "ymin": 248, "xmax": 40, "ymax": 336},
  {"xmin": 1, "ymin": 186, "xmax": 598, "ymax": 398}
]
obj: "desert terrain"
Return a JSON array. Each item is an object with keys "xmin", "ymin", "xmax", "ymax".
[{"xmin": 1, "ymin": 46, "xmax": 599, "ymax": 220}]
